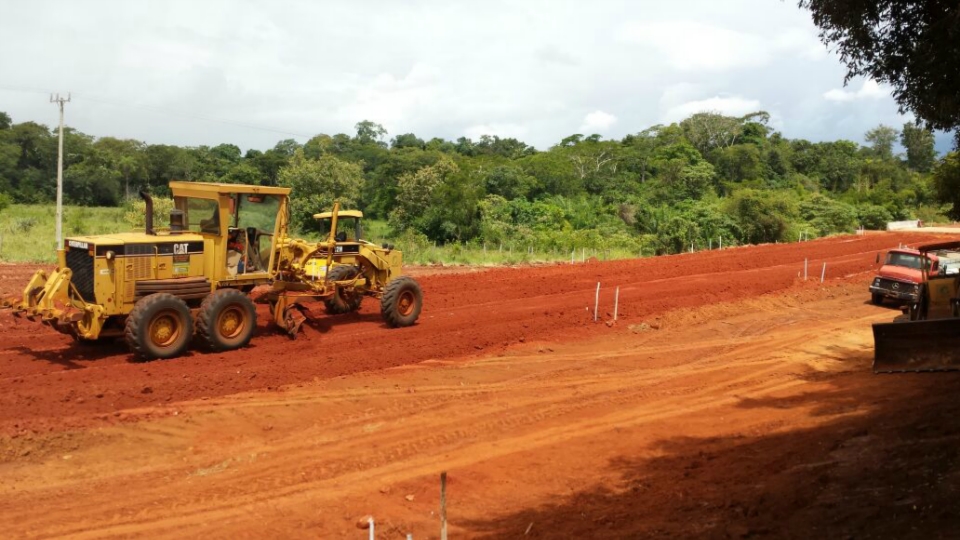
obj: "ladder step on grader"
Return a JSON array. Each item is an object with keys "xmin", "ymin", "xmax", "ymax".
[{"xmin": 1, "ymin": 182, "xmax": 423, "ymax": 360}]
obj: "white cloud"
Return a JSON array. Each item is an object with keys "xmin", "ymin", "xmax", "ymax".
[
  {"xmin": 463, "ymin": 123, "xmax": 529, "ymax": 141},
  {"xmin": 579, "ymin": 110, "xmax": 617, "ymax": 133},
  {"xmin": 0, "ymin": 0, "xmax": 912, "ymax": 151},
  {"xmin": 823, "ymin": 79, "xmax": 889, "ymax": 102},
  {"xmin": 661, "ymin": 96, "xmax": 763, "ymax": 124},
  {"xmin": 617, "ymin": 21, "xmax": 770, "ymax": 72}
]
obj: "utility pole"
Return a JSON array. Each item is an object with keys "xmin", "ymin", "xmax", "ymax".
[{"xmin": 50, "ymin": 93, "xmax": 70, "ymax": 248}]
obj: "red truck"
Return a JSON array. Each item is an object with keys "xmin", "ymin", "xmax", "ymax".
[{"xmin": 869, "ymin": 248, "xmax": 940, "ymax": 305}]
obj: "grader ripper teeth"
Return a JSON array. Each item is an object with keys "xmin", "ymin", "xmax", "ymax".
[{"xmin": 2, "ymin": 181, "xmax": 424, "ymax": 360}]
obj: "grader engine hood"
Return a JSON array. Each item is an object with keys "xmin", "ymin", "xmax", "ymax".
[
  {"xmin": 62, "ymin": 233, "xmax": 206, "ymax": 303},
  {"xmin": 2, "ymin": 231, "xmax": 209, "ymax": 342}
]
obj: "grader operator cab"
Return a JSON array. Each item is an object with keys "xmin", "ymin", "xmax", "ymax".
[{"xmin": 2, "ymin": 182, "xmax": 423, "ymax": 360}]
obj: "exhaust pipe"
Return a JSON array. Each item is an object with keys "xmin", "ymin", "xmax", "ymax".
[{"xmin": 140, "ymin": 190, "xmax": 156, "ymax": 236}]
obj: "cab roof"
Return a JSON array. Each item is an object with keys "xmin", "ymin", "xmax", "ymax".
[
  {"xmin": 169, "ymin": 181, "xmax": 291, "ymax": 197},
  {"xmin": 313, "ymin": 210, "xmax": 364, "ymax": 219}
]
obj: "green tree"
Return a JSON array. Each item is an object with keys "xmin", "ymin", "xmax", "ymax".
[
  {"xmin": 389, "ymin": 157, "xmax": 459, "ymax": 233},
  {"xmin": 725, "ymin": 189, "xmax": 796, "ymax": 244},
  {"xmin": 355, "ymin": 120, "xmax": 388, "ymax": 147},
  {"xmin": 277, "ymin": 149, "xmax": 364, "ymax": 231},
  {"xmin": 864, "ymin": 125, "xmax": 898, "ymax": 160},
  {"xmin": 933, "ymin": 152, "xmax": 960, "ymax": 220},
  {"xmin": 900, "ymin": 122, "xmax": 936, "ymax": 172}
]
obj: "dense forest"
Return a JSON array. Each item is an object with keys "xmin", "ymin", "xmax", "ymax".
[{"xmin": 0, "ymin": 109, "xmax": 958, "ymax": 255}]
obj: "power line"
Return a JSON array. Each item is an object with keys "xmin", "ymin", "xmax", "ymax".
[{"xmin": 0, "ymin": 85, "xmax": 314, "ymax": 139}]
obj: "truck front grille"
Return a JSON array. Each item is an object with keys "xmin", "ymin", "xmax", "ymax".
[{"xmin": 66, "ymin": 248, "xmax": 95, "ymax": 302}]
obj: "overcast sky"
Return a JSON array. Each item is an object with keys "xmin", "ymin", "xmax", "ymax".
[{"xmin": 0, "ymin": 0, "xmax": 951, "ymax": 153}]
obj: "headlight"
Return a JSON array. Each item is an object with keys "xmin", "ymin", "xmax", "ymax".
[{"xmin": 873, "ymin": 278, "xmax": 880, "ymax": 286}]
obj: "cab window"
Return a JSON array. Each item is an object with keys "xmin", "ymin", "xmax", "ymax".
[
  {"xmin": 317, "ymin": 216, "xmax": 360, "ymax": 242},
  {"xmin": 175, "ymin": 197, "xmax": 220, "ymax": 234}
]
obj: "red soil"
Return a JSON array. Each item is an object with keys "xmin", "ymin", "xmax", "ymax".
[{"xmin": 0, "ymin": 233, "xmax": 945, "ymax": 434}]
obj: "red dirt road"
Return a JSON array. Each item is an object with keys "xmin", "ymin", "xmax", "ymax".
[
  {"xmin": 3, "ymin": 233, "xmax": 960, "ymax": 539},
  {"xmin": 0, "ymin": 233, "xmax": 948, "ymax": 434}
]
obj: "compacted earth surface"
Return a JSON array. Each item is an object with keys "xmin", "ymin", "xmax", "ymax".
[{"xmin": 2, "ymin": 233, "xmax": 960, "ymax": 539}]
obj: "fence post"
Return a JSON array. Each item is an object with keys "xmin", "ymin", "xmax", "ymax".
[
  {"xmin": 804, "ymin": 259, "xmax": 808, "ymax": 281},
  {"xmin": 821, "ymin": 262, "xmax": 826, "ymax": 283},
  {"xmin": 614, "ymin": 286, "xmax": 620, "ymax": 321},
  {"xmin": 440, "ymin": 472, "xmax": 448, "ymax": 540},
  {"xmin": 594, "ymin": 282, "xmax": 600, "ymax": 322}
]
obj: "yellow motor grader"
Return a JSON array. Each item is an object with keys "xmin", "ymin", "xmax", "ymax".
[{"xmin": 1, "ymin": 182, "xmax": 423, "ymax": 360}]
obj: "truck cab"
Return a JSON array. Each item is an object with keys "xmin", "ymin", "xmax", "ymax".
[{"xmin": 870, "ymin": 248, "xmax": 940, "ymax": 305}]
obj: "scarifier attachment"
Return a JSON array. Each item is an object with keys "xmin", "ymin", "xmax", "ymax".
[
  {"xmin": 873, "ymin": 318, "xmax": 960, "ymax": 373},
  {"xmin": 281, "ymin": 304, "xmax": 309, "ymax": 338}
]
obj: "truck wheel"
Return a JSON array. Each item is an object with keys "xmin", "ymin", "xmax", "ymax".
[
  {"xmin": 125, "ymin": 293, "xmax": 193, "ymax": 360},
  {"xmin": 324, "ymin": 265, "xmax": 363, "ymax": 314},
  {"xmin": 197, "ymin": 289, "xmax": 257, "ymax": 352},
  {"xmin": 871, "ymin": 293, "xmax": 884, "ymax": 305},
  {"xmin": 381, "ymin": 276, "xmax": 422, "ymax": 328}
]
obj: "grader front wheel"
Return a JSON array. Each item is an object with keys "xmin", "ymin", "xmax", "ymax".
[
  {"xmin": 125, "ymin": 293, "xmax": 194, "ymax": 360},
  {"xmin": 380, "ymin": 276, "xmax": 423, "ymax": 328},
  {"xmin": 197, "ymin": 289, "xmax": 257, "ymax": 352}
]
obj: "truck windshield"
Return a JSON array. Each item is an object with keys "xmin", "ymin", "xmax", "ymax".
[{"xmin": 885, "ymin": 252, "xmax": 925, "ymax": 269}]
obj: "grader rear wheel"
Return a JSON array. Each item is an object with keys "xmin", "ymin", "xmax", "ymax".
[
  {"xmin": 124, "ymin": 293, "xmax": 193, "ymax": 360},
  {"xmin": 197, "ymin": 289, "xmax": 257, "ymax": 352},
  {"xmin": 324, "ymin": 265, "xmax": 364, "ymax": 314},
  {"xmin": 380, "ymin": 276, "xmax": 423, "ymax": 327}
]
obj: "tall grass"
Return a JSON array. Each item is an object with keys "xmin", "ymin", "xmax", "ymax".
[
  {"xmin": 0, "ymin": 205, "xmax": 128, "ymax": 262},
  {"xmin": 0, "ymin": 206, "xmax": 647, "ymax": 266}
]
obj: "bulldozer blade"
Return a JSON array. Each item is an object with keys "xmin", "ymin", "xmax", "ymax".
[{"xmin": 873, "ymin": 318, "xmax": 960, "ymax": 373}]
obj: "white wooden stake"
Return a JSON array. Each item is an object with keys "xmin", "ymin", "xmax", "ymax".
[
  {"xmin": 821, "ymin": 262, "xmax": 826, "ymax": 283},
  {"xmin": 709, "ymin": 239, "xmax": 712, "ymax": 250},
  {"xmin": 719, "ymin": 235, "xmax": 722, "ymax": 249},
  {"xmin": 440, "ymin": 472, "xmax": 448, "ymax": 540},
  {"xmin": 614, "ymin": 286, "xmax": 620, "ymax": 321},
  {"xmin": 594, "ymin": 282, "xmax": 600, "ymax": 322},
  {"xmin": 582, "ymin": 247, "xmax": 585, "ymax": 263},
  {"xmin": 369, "ymin": 517, "xmax": 375, "ymax": 540},
  {"xmin": 571, "ymin": 249, "xmax": 575, "ymax": 264},
  {"xmin": 804, "ymin": 258, "xmax": 808, "ymax": 281}
]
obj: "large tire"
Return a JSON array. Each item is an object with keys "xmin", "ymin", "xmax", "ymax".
[
  {"xmin": 380, "ymin": 276, "xmax": 423, "ymax": 328},
  {"xmin": 324, "ymin": 265, "xmax": 363, "ymax": 314},
  {"xmin": 871, "ymin": 293, "xmax": 884, "ymax": 305},
  {"xmin": 197, "ymin": 289, "xmax": 257, "ymax": 352},
  {"xmin": 125, "ymin": 293, "xmax": 193, "ymax": 360}
]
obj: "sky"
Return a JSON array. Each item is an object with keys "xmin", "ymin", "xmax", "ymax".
[{"xmin": 0, "ymin": 0, "xmax": 952, "ymax": 153}]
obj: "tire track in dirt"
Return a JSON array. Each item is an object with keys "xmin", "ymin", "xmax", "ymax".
[{"xmin": 1, "ymin": 290, "xmax": 889, "ymax": 538}]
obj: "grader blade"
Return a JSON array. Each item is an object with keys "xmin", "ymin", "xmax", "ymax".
[
  {"xmin": 281, "ymin": 304, "xmax": 310, "ymax": 338},
  {"xmin": 873, "ymin": 318, "xmax": 960, "ymax": 373}
]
